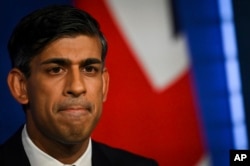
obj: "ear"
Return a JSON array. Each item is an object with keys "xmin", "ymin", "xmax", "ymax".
[
  {"xmin": 102, "ymin": 67, "xmax": 109, "ymax": 102},
  {"xmin": 7, "ymin": 68, "xmax": 29, "ymax": 104}
]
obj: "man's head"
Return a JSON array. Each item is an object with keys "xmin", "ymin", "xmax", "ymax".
[
  {"xmin": 7, "ymin": 5, "xmax": 109, "ymax": 152},
  {"xmin": 8, "ymin": 5, "xmax": 108, "ymax": 78}
]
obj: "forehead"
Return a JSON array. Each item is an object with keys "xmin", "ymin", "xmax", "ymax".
[{"xmin": 34, "ymin": 35, "xmax": 102, "ymax": 63}]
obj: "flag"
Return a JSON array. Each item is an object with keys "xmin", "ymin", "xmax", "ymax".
[{"xmin": 75, "ymin": 0, "xmax": 206, "ymax": 165}]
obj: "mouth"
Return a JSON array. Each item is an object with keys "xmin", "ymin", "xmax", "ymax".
[
  {"xmin": 60, "ymin": 106, "xmax": 90, "ymax": 112},
  {"xmin": 58, "ymin": 102, "xmax": 93, "ymax": 118},
  {"xmin": 57, "ymin": 99, "xmax": 93, "ymax": 119},
  {"xmin": 58, "ymin": 107, "xmax": 90, "ymax": 120}
]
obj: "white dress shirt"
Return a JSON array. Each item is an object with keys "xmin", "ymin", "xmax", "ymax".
[{"xmin": 22, "ymin": 125, "xmax": 92, "ymax": 166}]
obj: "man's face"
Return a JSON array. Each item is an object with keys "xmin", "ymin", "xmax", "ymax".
[{"xmin": 24, "ymin": 35, "xmax": 109, "ymax": 145}]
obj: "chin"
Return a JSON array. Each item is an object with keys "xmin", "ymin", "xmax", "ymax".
[
  {"xmin": 58, "ymin": 135, "xmax": 89, "ymax": 145},
  {"xmin": 68, "ymin": 130, "xmax": 90, "ymax": 142}
]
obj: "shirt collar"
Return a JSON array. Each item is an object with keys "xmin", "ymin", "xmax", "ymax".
[{"xmin": 22, "ymin": 125, "xmax": 92, "ymax": 166}]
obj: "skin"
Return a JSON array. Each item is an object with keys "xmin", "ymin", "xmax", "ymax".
[{"xmin": 7, "ymin": 35, "xmax": 109, "ymax": 164}]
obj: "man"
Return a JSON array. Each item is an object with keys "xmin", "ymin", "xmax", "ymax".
[{"xmin": 0, "ymin": 5, "xmax": 157, "ymax": 166}]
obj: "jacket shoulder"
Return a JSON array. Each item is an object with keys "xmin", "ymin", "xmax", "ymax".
[
  {"xmin": 92, "ymin": 140, "xmax": 158, "ymax": 166},
  {"xmin": 0, "ymin": 127, "xmax": 30, "ymax": 166}
]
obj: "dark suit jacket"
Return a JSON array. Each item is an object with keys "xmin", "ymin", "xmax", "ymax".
[{"xmin": 0, "ymin": 127, "xmax": 158, "ymax": 166}]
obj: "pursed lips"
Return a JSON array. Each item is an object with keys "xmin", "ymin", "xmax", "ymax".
[
  {"xmin": 60, "ymin": 106, "xmax": 89, "ymax": 111},
  {"xmin": 58, "ymin": 105, "xmax": 92, "ymax": 117}
]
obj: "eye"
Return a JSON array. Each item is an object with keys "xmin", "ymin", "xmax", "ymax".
[
  {"xmin": 83, "ymin": 65, "xmax": 99, "ymax": 75},
  {"xmin": 47, "ymin": 66, "xmax": 64, "ymax": 75}
]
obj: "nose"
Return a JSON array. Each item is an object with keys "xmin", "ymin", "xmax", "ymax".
[{"xmin": 64, "ymin": 68, "xmax": 86, "ymax": 97}]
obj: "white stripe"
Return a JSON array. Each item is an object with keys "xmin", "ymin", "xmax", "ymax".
[
  {"xmin": 218, "ymin": 0, "xmax": 248, "ymax": 149},
  {"xmin": 105, "ymin": 0, "xmax": 189, "ymax": 91}
]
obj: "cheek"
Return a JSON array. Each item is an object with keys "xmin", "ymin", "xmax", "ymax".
[
  {"xmin": 85, "ymin": 81, "xmax": 104, "ymax": 117},
  {"xmin": 87, "ymin": 80, "xmax": 104, "ymax": 101},
  {"xmin": 27, "ymin": 85, "xmax": 62, "ymax": 130},
  {"xmin": 27, "ymin": 79, "xmax": 61, "ymax": 113}
]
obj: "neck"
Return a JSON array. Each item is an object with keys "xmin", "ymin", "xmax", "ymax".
[
  {"xmin": 38, "ymin": 138, "xmax": 89, "ymax": 164},
  {"xmin": 26, "ymin": 123, "xmax": 89, "ymax": 164}
]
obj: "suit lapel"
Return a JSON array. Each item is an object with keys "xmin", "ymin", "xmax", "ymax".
[
  {"xmin": 1, "ymin": 126, "xmax": 30, "ymax": 166},
  {"xmin": 91, "ymin": 141, "xmax": 113, "ymax": 166}
]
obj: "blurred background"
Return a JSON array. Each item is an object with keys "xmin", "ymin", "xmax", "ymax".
[{"xmin": 0, "ymin": 0, "xmax": 249, "ymax": 165}]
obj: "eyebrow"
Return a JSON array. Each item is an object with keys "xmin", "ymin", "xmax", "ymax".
[
  {"xmin": 83, "ymin": 58, "xmax": 102, "ymax": 66},
  {"xmin": 40, "ymin": 58, "xmax": 102, "ymax": 66}
]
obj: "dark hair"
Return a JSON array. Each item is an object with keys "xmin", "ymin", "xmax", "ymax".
[{"xmin": 8, "ymin": 5, "xmax": 108, "ymax": 77}]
